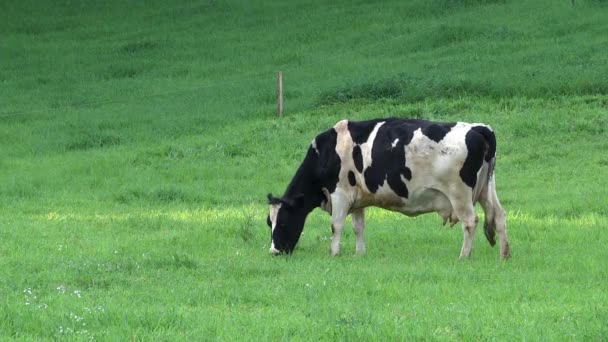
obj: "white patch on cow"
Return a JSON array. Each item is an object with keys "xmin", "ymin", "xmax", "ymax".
[
  {"xmin": 360, "ymin": 121, "xmax": 385, "ymax": 173},
  {"xmin": 440, "ymin": 146, "xmax": 456, "ymax": 155},
  {"xmin": 391, "ymin": 138, "xmax": 399, "ymax": 148},
  {"xmin": 268, "ymin": 203, "xmax": 282, "ymax": 254},
  {"xmin": 367, "ymin": 122, "xmax": 385, "ymax": 145},
  {"xmin": 409, "ymin": 126, "xmax": 469, "ymax": 183},
  {"xmin": 356, "ymin": 180, "xmax": 405, "ymax": 210},
  {"xmin": 408, "ymin": 128, "xmax": 439, "ymax": 157},
  {"xmin": 311, "ymin": 138, "xmax": 319, "ymax": 154},
  {"xmin": 451, "ymin": 122, "xmax": 469, "ymax": 131},
  {"xmin": 269, "ymin": 203, "xmax": 282, "ymax": 233},
  {"xmin": 333, "ymin": 119, "xmax": 349, "ymax": 133},
  {"xmin": 402, "ymin": 186, "xmax": 453, "ymax": 216},
  {"xmin": 269, "ymin": 242, "xmax": 280, "ymax": 255},
  {"xmin": 334, "ymin": 120, "xmax": 351, "ymax": 152}
]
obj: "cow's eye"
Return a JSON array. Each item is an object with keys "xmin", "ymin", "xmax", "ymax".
[{"xmin": 266, "ymin": 215, "xmax": 272, "ymax": 227}]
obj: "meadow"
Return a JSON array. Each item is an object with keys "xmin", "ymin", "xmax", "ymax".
[{"xmin": 1, "ymin": 0, "xmax": 607, "ymax": 340}]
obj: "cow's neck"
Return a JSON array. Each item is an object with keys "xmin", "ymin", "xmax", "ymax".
[
  {"xmin": 283, "ymin": 148, "xmax": 324, "ymax": 215},
  {"xmin": 284, "ymin": 185, "xmax": 322, "ymax": 215}
]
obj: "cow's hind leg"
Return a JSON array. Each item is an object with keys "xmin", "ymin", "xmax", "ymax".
[
  {"xmin": 449, "ymin": 189, "xmax": 478, "ymax": 259},
  {"xmin": 458, "ymin": 204, "xmax": 478, "ymax": 259},
  {"xmin": 479, "ymin": 178, "xmax": 511, "ymax": 259},
  {"xmin": 330, "ymin": 192, "xmax": 349, "ymax": 256},
  {"xmin": 351, "ymin": 208, "xmax": 366, "ymax": 255}
]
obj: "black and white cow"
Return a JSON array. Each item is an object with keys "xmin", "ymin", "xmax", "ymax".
[{"xmin": 267, "ymin": 118, "xmax": 511, "ymax": 259}]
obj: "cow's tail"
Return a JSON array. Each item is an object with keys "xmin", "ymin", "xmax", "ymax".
[
  {"xmin": 482, "ymin": 157, "xmax": 497, "ymax": 247},
  {"xmin": 474, "ymin": 125, "xmax": 498, "ymax": 247}
]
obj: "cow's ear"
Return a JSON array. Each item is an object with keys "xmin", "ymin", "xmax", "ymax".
[{"xmin": 267, "ymin": 193, "xmax": 281, "ymax": 205}]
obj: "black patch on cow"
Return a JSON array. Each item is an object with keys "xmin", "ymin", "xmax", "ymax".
[
  {"xmin": 314, "ymin": 128, "xmax": 341, "ymax": 194},
  {"xmin": 348, "ymin": 119, "xmax": 385, "ymax": 145},
  {"xmin": 460, "ymin": 129, "xmax": 486, "ymax": 188},
  {"xmin": 352, "ymin": 145, "xmax": 363, "ymax": 173},
  {"xmin": 363, "ymin": 121, "xmax": 416, "ymax": 198},
  {"xmin": 348, "ymin": 170, "xmax": 356, "ymax": 186},
  {"xmin": 284, "ymin": 129, "xmax": 341, "ymax": 199},
  {"xmin": 422, "ymin": 123, "xmax": 451, "ymax": 143},
  {"xmin": 471, "ymin": 126, "xmax": 496, "ymax": 162}
]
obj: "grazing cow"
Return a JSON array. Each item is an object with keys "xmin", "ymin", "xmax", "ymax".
[{"xmin": 266, "ymin": 118, "xmax": 511, "ymax": 259}]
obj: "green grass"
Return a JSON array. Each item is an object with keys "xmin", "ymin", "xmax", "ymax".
[{"xmin": 2, "ymin": 0, "xmax": 608, "ymax": 340}]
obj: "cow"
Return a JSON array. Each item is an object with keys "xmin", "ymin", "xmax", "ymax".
[{"xmin": 266, "ymin": 118, "xmax": 511, "ymax": 259}]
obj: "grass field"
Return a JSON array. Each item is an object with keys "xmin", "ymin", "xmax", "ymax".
[{"xmin": 2, "ymin": 0, "xmax": 608, "ymax": 340}]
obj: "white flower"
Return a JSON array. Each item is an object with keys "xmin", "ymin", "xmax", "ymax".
[{"xmin": 70, "ymin": 312, "xmax": 84, "ymax": 322}]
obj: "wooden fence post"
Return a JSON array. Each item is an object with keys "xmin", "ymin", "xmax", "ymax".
[{"xmin": 277, "ymin": 71, "xmax": 283, "ymax": 117}]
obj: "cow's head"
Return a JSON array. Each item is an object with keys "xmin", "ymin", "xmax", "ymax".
[{"xmin": 266, "ymin": 193, "xmax": 306, "ymax": 255}]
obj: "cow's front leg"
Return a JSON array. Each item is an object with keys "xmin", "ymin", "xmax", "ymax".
[
  {"xmin": 351, "ymin": 208, "xmax": 366, "ymax": 255},
  {"xmin": 330, "ymin": 193, "xmax": 349, "ymax": 256}
]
